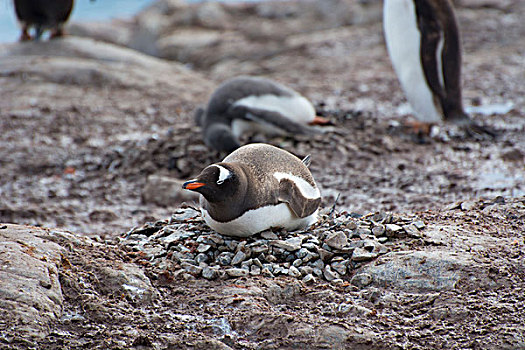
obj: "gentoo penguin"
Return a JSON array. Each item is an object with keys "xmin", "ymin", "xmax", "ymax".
[
  {"xmin": 182, "ymin": 143, "xmax": 321, "ymax": 237},
  {"xmin": 14, "ymin": 0, "xmax": 74, "ymax": 41},
  {"xmin": 198, "ymin": 76, "xmax": 330, "ymax": 152},
  {"xmin": 383, "ymin": 0, "xmax": 494, "ymax": 137}
]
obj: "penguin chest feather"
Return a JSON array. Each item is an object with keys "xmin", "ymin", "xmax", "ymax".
[{"xmin": 201, "ymin": 204, "xmax": 318, "ymax": 237}]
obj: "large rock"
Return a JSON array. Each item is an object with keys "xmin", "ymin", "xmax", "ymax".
[
  {"xmin": 360, "ymin": 224, "xmax": 518, "ymax": 292},
  {"xmin": 0, "ymin": 225, "xmax": 65, "ymax": 341},
  {"xmin": 0, "ymin": 37, "xmax": 210, "ymax": 93}
]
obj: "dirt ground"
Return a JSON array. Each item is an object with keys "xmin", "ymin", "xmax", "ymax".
[{"xmin": 0, "ymin": 0, "xmax": 524, "ymax": 348}]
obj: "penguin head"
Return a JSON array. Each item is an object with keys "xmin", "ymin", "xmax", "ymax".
[
  {"xmin": 203, "ymin": 122, "xmax": 241, "ymax": 153},
  {"xmin": 182, "ymin": 163, "xmax": 240, "ymax": 203}
]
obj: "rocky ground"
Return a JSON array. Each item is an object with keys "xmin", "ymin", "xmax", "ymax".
[{"xmin": 0, "ymin": 0, "xmax": 524, "ymax": 348}]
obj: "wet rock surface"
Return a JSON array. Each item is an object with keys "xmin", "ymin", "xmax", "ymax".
[{"xmin": 0, "ymin": 0, "xmax": 524, "ymax": 348}]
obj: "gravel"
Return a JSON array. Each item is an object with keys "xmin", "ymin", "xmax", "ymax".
[{"xmin": 120, "ymin": 205, "xmax": 426, "ymax": 282}]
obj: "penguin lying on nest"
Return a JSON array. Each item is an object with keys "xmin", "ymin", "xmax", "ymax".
[
  {"xmin": 196, "ymin": 76, "xmax": 331, "ymax": 152},
  {"xmin": 14, "ymin": 0, "xmax": 74, "ymax": 41},
  {"xmin": 383, "ymin": 0, "xmax": 495, "ymax": 139},
  {"xmin": 183, "ymin": 143, "xmax": 321, "ymax": 237}
]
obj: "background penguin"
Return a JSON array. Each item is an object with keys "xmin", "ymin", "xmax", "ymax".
[
  {"xmin": 14, "ymin": 0, "xmax": 74, "ymax": 41},
  {"xmin": 383, "ymin": 0, "xmax": 494, "ymax": 137},
  {"xmin": 182, "ymin": 143, "xmax": 321, "ymax": 237},
  {"xmin": 197, "ymin": 76, "xmax": 331, "ymax": 153}
]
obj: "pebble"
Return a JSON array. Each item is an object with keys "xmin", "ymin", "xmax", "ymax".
[
  {"xmin": 317, "ymin": 247, "xmax": 334, "ymax": 262},
  {"xmin": 357, "ymin": 228, "xmax": 372, "ymax": 235},
  {"xmin": 300, "ymin": 266, "xmax": 313, "ymax": 276},
  {"xmin": 261, "ymin": 267, "xmax": 273, "ymax": 277},
  {"xmin": 302, "ymin": 243, "xmax": 317, "ymax": 250},
  {"xmin": 351, "ymin": 247, "xmax": 377, "ymax": 262},
  {"xmin": 403, "ymin": 224, "xmax": 421, "ymax": 238},
  {"xmin": 202, "ymin": 266, "xmax": 218, "ymax": 280},
  {"xmin": 372, "ymin": 225, "xmax": 385, "ymax": 237},
  {"xmin": 323, "ymin": 265, "xmax": 340, "ymax": 281},
  {"xmin": 324, "ymin": 231, "xmax": 348, "ymax": 250},
  {"xmin": 195, "ymin": 253, "xmax": 209, "ymax": 264},
  {"xmin": 350, "ymin": 273, "xmax": 373, "ymax": 288},
  {"xmin": 302, "ymin": 250, "xmax": 318, "ymax": 263},
  {"xmin": 302, "ymin": 274, "xmax": 316, "ymax": 284},
  {"xmin": 270, "ymin": 238, "xmax": 301, "ymax": 252},
  {"xmin": 385, "ymin": 224, "xmax": 403, "ymax": 235},
  {"xmin": 231, "ymin": 250, "xmax": 247, "ymax": 265},
  {"xmin": 296, "ymin": 248, "xmax": 309, "ymax": 259},
  {"xmin": 288, "ymin": 266, "xmax": 301, "ymax": 278},
  {"xmin": 225, "ymin": 268, "xmax": 249, "ymax": 277},
  {"xmin": 260, "ymin": 231, "xmax": 278, "ymax": 240},
  {"xmin": 217, "ymin": 252, "xmax": 234, "ymax": 265},
  {"xmin": 197, "ymin": 243, "xmax": 211, "ymax": 253},
  {"xmin": 331, "ymin": 260, "xmax": 348, "ymax": 276},
  {"xmin": 181, "ymin": 262, "xmax": 203, "ymax": 275},
  {"xmin": 413, "ymin": 220, "xmax": 426, "ymax": 230}
]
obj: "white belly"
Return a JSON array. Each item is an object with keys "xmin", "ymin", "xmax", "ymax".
[
  {"xmin": 383, "ymin": 0, "xmax": 442, "ymax": 123},
  {"xmin": 231, "ymin": 119, "xmax": 286, "ymax": 138},
  {"xmin": 234, "ymin": 94, "xmax": 315, "ymax": 122},
  {"xmin": 201, "ymin": 204, "xmax": 318, "ymax": 237}
]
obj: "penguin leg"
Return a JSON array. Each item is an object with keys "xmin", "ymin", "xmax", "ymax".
[
  {"xmin": 278, "ymin": 178, "xmax": 321, "ymax": 218},
  {"xmin": 19, "ymin": 25, "xmax": 32, "ymax": 41}
]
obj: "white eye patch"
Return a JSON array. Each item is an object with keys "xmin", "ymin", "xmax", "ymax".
[{"xmin": 214, "ymin": 165, "xmax": 232, "ymax": 185}]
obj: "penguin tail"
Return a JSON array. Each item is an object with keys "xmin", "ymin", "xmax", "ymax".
[{"xmin": 301, "ymin": 155, "xmax": 311, "ymax": 167}]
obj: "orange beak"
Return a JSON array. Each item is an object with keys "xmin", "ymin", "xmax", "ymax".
[{"xmin": 182, "ymin": 180, "xmax": 205, "ymax": 190}]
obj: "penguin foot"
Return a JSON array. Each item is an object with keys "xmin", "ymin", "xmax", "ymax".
[
  {"xmin": 309, "ymin": 116, "xmax": 333, "ymax": 126},
  {"xmin": 400, "ymin": 120, "xmax": 435, "ymax": 143},
  {"xmin": 50, "ymin": 28, "xmax": 65, "ymax": 39},
  {"xmin": 403, "ymin": 120, "xmax": 433, "ymax": 135},
  {"xmin": 462, "ymin": 122, "xmax": 498, "ymax": 140}
]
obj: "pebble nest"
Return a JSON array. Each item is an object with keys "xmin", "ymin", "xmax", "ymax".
[{"xmin": 119, "ymin": 205, "xmax": 426, "ymax": 284}]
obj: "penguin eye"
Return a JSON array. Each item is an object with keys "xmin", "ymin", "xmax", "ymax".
[{"xmin": 217, "ymin": 179, "xmax": 225, "ymax": 185}]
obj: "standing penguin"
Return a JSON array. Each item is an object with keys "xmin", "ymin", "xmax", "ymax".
[
  {"xmin": 14, "ymin": 0, "xmax": 74, "ymax": 41},
  {"xmin": 182, "ymin": 143, "xmax": 321, "ymax": 237},
  {"xmin": 383, "ymin": 0, "xmax": 493, "ymax": 136},
  {"xmin": 197, "ymin": 76, "xmax": 330, "ymax": 153}
]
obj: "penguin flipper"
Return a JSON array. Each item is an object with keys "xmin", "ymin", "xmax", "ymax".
[
  {"xmin": 416, "ymin": 0, "xmax": 448, "ymax": 101},
  {"xmin": 229, "ymin": 105, "xmax": 320, "ymax": 136},
  {"xmin": 278, "ymin": 178, "xmax": 321, "ymax": 218}
]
